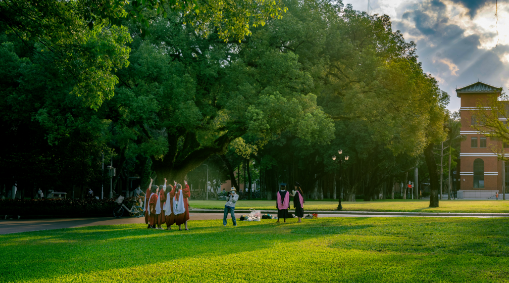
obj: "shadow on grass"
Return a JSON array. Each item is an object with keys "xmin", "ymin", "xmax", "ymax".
[
  {"xmin": 0, "ymin": 219, "xmax": 374, "ymax": 282},
  {"xmin": 3, "ymin": 217, "xmax": 509, "ymax": 282},
  {"xmin": 325, "ymin": 217, "xmax": 509, "ymax": 257}
]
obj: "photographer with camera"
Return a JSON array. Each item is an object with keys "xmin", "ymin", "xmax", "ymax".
[{"xmin": 223, "ymin": 187, "xmax": 239, "ymax": 227}]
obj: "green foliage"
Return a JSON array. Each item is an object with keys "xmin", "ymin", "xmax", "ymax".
[
  {"xmin": 219, "ymin": 0, "xmax": 450, "ymax": 200},
  {"xmin": 1, "ymin": 218, "xmax": 509, "ymax": 282}
]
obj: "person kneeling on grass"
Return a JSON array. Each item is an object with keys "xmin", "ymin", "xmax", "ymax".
[{"xmin": 223, "ymin": 187, "xmax": 239, "ymax": 226}]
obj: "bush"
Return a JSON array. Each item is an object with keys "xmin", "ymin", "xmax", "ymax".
[{"xmin": 0, "ymin": 197, "xmax": 139, "ymax": 217}]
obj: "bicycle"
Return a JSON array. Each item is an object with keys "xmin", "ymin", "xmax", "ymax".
[{"xmin": 113, "ymin": 195, "xmax": 144, "ymax": 218}]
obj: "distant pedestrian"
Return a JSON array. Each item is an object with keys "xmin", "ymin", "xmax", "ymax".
[
  {"xmin": 276, "ymin": 183, "xmax": 290, "ymax": 223},
  {"xmin": 223, "ymin": 187, "xmax": 239, "ymax": 226},
  {"xmin": 293, "ymin": 182, "xmax": 304, "ymax": 223},
  {"xmin": 496, "ymin": 192, "xmax": 499, "ymax": 200},
  {"xmin": 38, "ymin": 189, "xmax": 44, "ymax": 199},
  {"xmin": 88, "ymin": 189, "xmax": 94, "ymax": 198}
]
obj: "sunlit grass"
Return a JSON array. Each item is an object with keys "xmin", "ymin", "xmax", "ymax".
[
  {"xmin": 190, "ymin": 199, "xmax": 509, "ymax": 213},
  {"xmin": 1, "ymin": 218, "xmax": 509, "ymax": 282}
]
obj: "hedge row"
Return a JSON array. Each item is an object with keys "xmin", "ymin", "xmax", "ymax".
[{"xmin": 0, "ymin": 197, "xmax": 140, "ymax": 217}]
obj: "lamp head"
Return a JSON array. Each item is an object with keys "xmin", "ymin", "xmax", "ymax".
[
  {"xmin": 345, "ymin": 156, "xmax": 349, "ymax": 161},
  {"xmin": 338, "ymin": 150, "xmax": 343, "ymax": 155},
  {"xmin": 332, "ymin": 155, "xmax": 336, "ymax": 161}
]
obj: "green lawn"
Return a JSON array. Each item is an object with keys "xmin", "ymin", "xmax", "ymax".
[
  {"xmin": 2, "ymin": 218, "xmax": 509, "ymax": 282},
  {"xmin": 190, "ymin": 199, "xmax": 509, "ymax": 213}
]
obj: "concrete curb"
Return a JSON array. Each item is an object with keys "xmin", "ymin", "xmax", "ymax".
[
  {"xmin": 188, "ymin": 209, "xmax": 509, "ymax": 217},
  {"xmin": 6, "ymin": 210, "xmax": 509, "ymax": 220}
]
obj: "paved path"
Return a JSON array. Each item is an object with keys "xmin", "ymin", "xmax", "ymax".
[
  {"xmin": 1, "ymin": 212, "xmax": 505, "ymax": 235},
  {"xmin": 0, "ymin": 213, "xmax": 224, "ymax": 235}
]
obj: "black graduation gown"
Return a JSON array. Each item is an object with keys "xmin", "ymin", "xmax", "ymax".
[
  {"xmin": 276, "ymin": 190, "xmax": 290, "ymax": 219},
  {"xmin": 293, "ymin": 191, "xmax": 304, "ymax": 218}
]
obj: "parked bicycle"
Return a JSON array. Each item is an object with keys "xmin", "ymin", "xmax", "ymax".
[{"xmin": 113, "ymin": 195, "xmax": 144, "ymax": 218}]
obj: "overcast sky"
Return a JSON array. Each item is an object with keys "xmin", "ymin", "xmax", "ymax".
[{"xmin": 342, "ymin": 0, "xmax": 508, "ymax": 112}]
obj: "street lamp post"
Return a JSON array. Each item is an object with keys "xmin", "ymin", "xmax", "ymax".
[
  {"xmin": 333, "ymin": 150, "xmax": 349, "ymax": 211},
  {"xmin": 203, "ymin": 164, "xmax": 209, "ymax": 200}
]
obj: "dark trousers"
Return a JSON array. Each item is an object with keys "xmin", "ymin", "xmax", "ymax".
[{"xmin": 223, "ymin": 206, "xmax": 236, "ymax": 226}]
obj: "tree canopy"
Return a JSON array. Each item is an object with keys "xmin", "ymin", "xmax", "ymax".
[{"xmin": 0, "ymin": 0, "xmax": 449, "ymax": 205}]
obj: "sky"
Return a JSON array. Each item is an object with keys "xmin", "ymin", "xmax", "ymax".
[{"xmin": 342, "ymin": 0, "xmax": 509, "ymax": 112}]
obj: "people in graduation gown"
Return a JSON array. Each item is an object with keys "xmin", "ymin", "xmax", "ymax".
[
  {"xmin": 148, "ymin": 185, "xmax": 159, "ymax": 229},
  {"xmin": 155, "ymin": 180, "xmax": 167, "ymax": 229},
  {"xmin": 144, "ymin": 178, "xmax": 153, "ymax": 228},
  {"xmin": 276, "ymin": 183, "xmax": 290, "ymax": 223},
  {"xmin": 164, "ymin": 183, "xmax": 176, "ymax": 230},
  {"xmin": 293, "ymin": 182, "xmax": 305, "ymax": 223},
  {"xmin": 174, "ymin": 181, "xmax": 191, "ymax": 230}
]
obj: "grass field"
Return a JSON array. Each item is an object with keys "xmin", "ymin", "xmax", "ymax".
[
  {"xmin": 189, "ymin": 199, "xmax": 509, "ymax": 213},
  {"xmin": 2, "ymin": 217, "xmax": 509, "ymax": 282}
]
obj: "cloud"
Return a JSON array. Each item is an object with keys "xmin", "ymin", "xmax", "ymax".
[
  {"xmin": 449, "ymin": 0, "xmax": 491, "ymax": 18},
  {"xmin": 435, "ymin": 58, "xmax": 459, "ymax": 76},
  {"xmin": 342, "ymin": 0, "xmax": 509, "ymax": 110},
  {"xmin": 393, "ymin": 0, "xmax": 509, "ymax": 110}
]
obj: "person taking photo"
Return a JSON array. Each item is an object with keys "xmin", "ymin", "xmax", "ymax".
[{"xmin": 223, "ymin": 187, "xmax": 239, "ymax": 227}]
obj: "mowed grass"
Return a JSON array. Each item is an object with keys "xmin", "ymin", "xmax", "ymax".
[
  {"xmin": 2, "ymin": 218, "xmax": 509, "ymax": 282},
  {"xmin": 190, "ymin": 199, "xmax": 509, "ymax": 213}
]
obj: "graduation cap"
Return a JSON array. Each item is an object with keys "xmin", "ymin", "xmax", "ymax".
[{"xmin": 280, "ymin": 183, "xmax": 287, "ymax": 187}]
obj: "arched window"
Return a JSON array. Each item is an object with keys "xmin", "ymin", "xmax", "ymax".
[{"xmin": 473, "ymin": 158, "xmax": 484, "ymax": 188}]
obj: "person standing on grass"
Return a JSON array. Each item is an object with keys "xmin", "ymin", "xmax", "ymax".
[
  {"xmin": 148, "ymin": 184, "xmax": 159, "ymax": 229},
  {"xmin": 164, "ymin": 183, "xmax": 176, "ymax": 230},
  {"xmin": 276, "ymin": 183, "xmax": 290, "ymax": 223},
  {"xmin": 155, "ymin": 180, "xmax": 167, "ymax": 230},
  {"xmin": 293, "ymin": 182, "xmax": 305, "ymax": 223},
  {"xmin": 223, "ymin": 187, "xmax": 239, "ymax": 226},
  {"xmin": 144, "ymin": 178, "xmax": 154, "ymax": 228},
  {"xmin": 496, "ymin": 192, "xmax": 499, "ymax": 200},
  {"xmin": 174, "ymin": 181, "xmax": 191, "ymax": 230}
]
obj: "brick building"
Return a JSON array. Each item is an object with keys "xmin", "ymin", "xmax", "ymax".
[{"xmin": 458, "ymin": 81, "xmax": 504, "ymax": 198}]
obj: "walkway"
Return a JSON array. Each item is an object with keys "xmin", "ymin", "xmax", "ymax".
[{"xmin": 1, "ymin": 211, "xmax": 507, "ymax": 235}]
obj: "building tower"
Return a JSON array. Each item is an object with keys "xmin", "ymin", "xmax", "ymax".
[{"xmin": 457, "ymin": 82, "xmax": 503, "ymax": 198}]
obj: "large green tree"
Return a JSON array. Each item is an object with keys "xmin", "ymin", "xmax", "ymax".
[{"xmin": 108, "ymin": 11, "xmax": 335, "ymax": 182}]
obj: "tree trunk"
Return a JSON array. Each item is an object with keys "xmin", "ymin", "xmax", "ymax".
[
  {"xmin": 243, "ymin": 159, "xmax": 247, "ymax": 196},
  {"xmin": 503, "ymin": 161, "xmax": 506, "ymax": 200},
  {"xmin": 391, "ymin": 178, "xmax": 395, "ymax": 199},
  {"xmin": 219, "ymin": 155, "xmax": 239, "ymax": 190},
  {"xmin": 414, "ymin": 167, "xmax": 419, "ymax": 200},
  {"xmin": 320, "ymin": 178, "xmax": 324, "ymax": 200},
  {"xmin": 440, "ymin": 141, "xmax": 443, "ymax": 200},
  {"xmin": 333, "ymin": 173, "xmax": 337, "ymax": 200},
  {"xmin": 425, "ymin": 143, "xmax": 440, "ymax": 207},
  {"xmin": 247, "ymin": 158, "xmax": 252, "ymax": 200},
  {"xmin": 447, "ymin": 152, "xmax": 451, "ymax": 200},
  {"xmin": 403, "ymin": 172, "xmax": 408, "ymax": 199}
]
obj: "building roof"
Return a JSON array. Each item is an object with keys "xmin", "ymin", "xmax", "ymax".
[{"xmin": 456, "ymin": 81, "xmax": 503, "ymax": 97}]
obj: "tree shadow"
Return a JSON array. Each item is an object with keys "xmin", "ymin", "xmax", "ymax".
[{"xmin": 0, "ymin": 219, "xmax": 374, "ymax": 282}]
